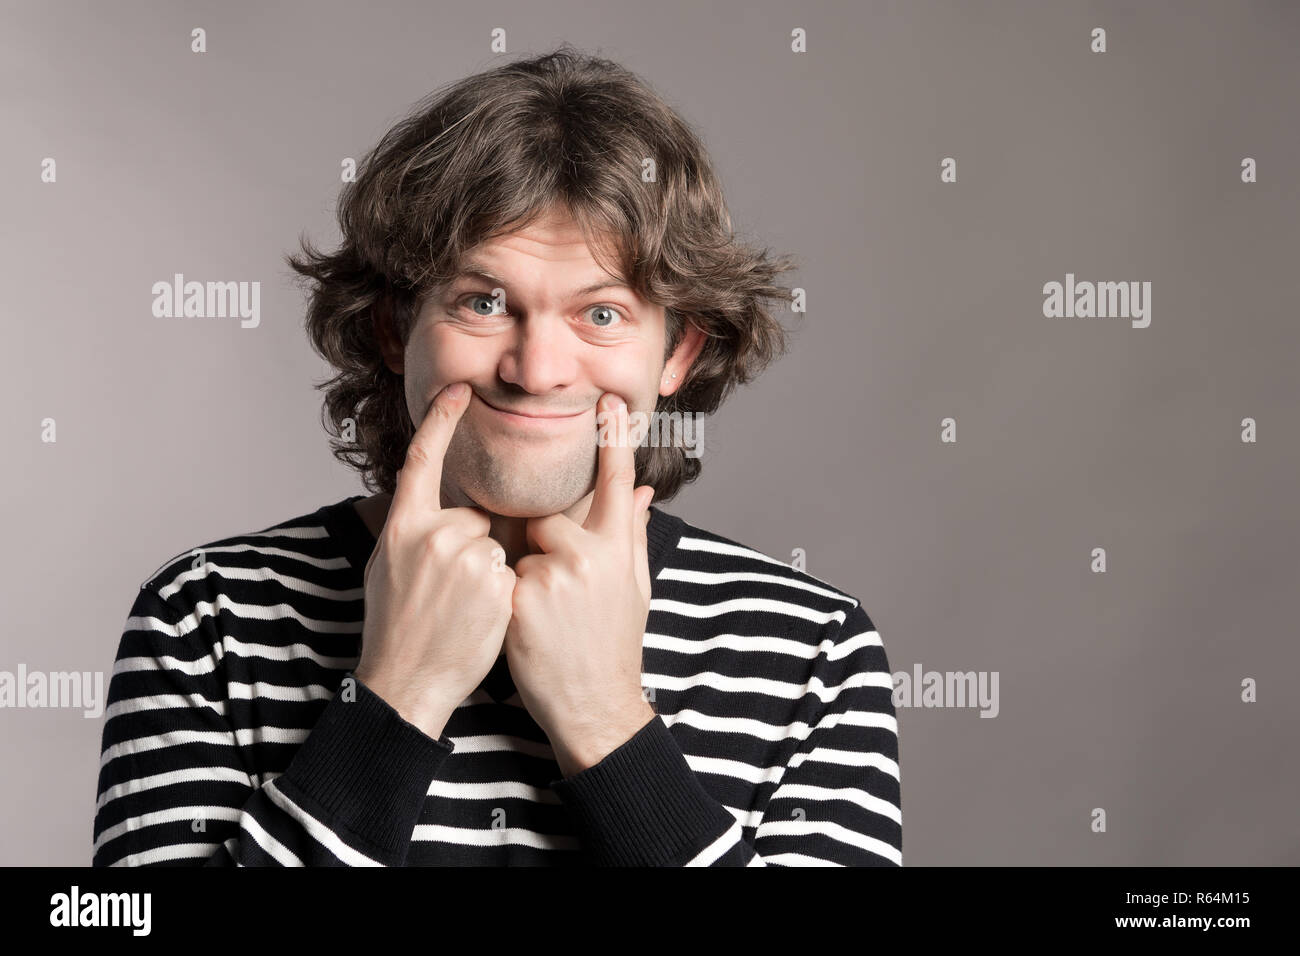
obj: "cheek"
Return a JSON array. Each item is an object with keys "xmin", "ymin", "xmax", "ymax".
[
  {"xmin": 586, "ymin": 349, "xmax": 658, "ymax": 410},
  {"xmin": 407, "ymin": 325, "xmax": 498, "ymax": 390}
]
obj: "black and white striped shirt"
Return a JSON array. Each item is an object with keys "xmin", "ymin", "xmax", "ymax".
[{"xmin": 93, "ymin": 496, "xmax": 902, "ymax": 866}]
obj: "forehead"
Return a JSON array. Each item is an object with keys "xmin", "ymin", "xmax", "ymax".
[
  {"xmin": 467, "ymin": 210, "xmax": 625, "ymax": 274},
  {"xmin": 440, "ymin": 214, "xmax": 646, "ymax": 302}
]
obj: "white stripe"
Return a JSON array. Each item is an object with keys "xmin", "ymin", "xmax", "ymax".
[
  {"xmin": 113, "ymin": 653, "xmax": 219, "ymax": 678},
  {"xmin": 425, "ymin": 780, "xmax": 559, "ymax": 802},
  {"xmin": 237, "ymin": 810, "xmax": 305, "ymax": 866},
  {"xmin": 222, "ymin": 636, "xmax": 357, "ymax": 669},
  {"xmin": 105, "ymin": 692, "xmax": 226, "ymax": 722},
  {"xmin": 100, "ymin": 729, "xmax": 233, "ymax": 767},
  {"xmin": 643, "ymin": 668, "xmax": 893, "ymax": 702},
  {"xmin": 670, "ymin": 539, "xmax": 855, "ymax": 593},
  {"xmin": 238, "ymin": 525, "xmax": 331, "ymax": 540},
  {"xmin": 157, "ymin": 562, "xmax": 363, "ymax": 602},
  {"xmin": 685, "ymin": 746, "xmax": 898, "ymax": 787},
  {"xmin": 657, "ymin": 567, "xmax": 857, "ymax": 604},
  {"xmin": 159, "ymin": 601, "xmax": 361, "ymax": 637},
  {"xmin": 674, "ymin": 537, "xmax": 797, "ymax": 567},
  {"xmin": 789, "ymin": 746, "xmax": 900, "ymax": 780},
  {"xmin": 643, "ymin": 628, "xmax": 882, "ymax": 663},
  {"xmin": 108, "ymin": 842, "xmax": 222, "ymax": 866},
  {"xmin": 760, "ymin": 851, "xmax": 844, "ymax": 867},
  {"xmin": 96, "ymin": 766, "xmax": 252, "ymax": 811},
  {"xmin": 411, "ymin": 825, "xmax": 579, "ymax": 850},
  {"xmin": 93, "ymin": 805, "xmax": 241, "ymax": 855},
  {"xmin": 226, "ymin": 681, "xmax": 335, "ymax": 703},
  {"xmin": 222, "ymin": 836, "xmax": 242, "ymax": 865},
  {"xmin": 448, "ymin": 734, "xmax": 555, "ymax": 760},
  {"xmin": 233, "ymin": 725, "xmax": 310, "ymax": 748},
  {"xmin": 644, "ymin": 671, "xmax": 816, "ymax": 700},
  {"xmin": 826, "ymin": 628, "xmax": 884, "ymax": 660},
  {"xmin": 766, "ymin": 782, "xmax": 902, "ymax": 825},
  {"xmin": 175, "ymin": 542, "xmax": 351, "ymax": 570},
  {"xmin": 140, "ymin": 526, "xmax": 332, "ymax": 587},
  {"xmin": 685, "ymin": 820, "xmax": 745, "ymax": 866},
  {"xmin": 753, "ymin": 819, "xmax": 902, "ymax": 865},
  {"xmin": 660, "ymin": 705, "xmax": 898, "ymax": 743},
  {"xmin": 123, "ymin": 612, "xmax": 197, "ymax": 638},
  {"xmin": 651, "ymin": 596, "xmax": 847, "ymax": 626},
  {"xmin": 100, "ymin": 726, "xmax": 309, "ymax": 767},
  {"xmin": 643, "ymin": 631, "xmax": 821, "ymax": 659},
  {"xmin": 725, "ymin": 804, "xmax": 764, "ymax": 829},
  {"xmin": 685, "ymin": 753, "xmax": 784, "ymax": 786},
  {"xmin": 262, "ymin": 780, "xmax": 384, "ymax": 865}
]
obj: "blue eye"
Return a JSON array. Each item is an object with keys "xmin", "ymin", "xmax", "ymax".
[
  {"xmin": 588, "ymin": 305, "xmax": 622, "ymax": 327},
  {"xmin": 463, "ymin": 294, "xmax": 503, "ymax": 316}
]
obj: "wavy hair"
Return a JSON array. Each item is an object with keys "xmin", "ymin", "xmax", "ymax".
[{"xmin": 287, "ymin": 45, "xmax": 799, "ymax": 503}]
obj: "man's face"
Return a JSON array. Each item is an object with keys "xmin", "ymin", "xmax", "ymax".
[{"xmin": 394, "ymin": 208, "xmax": 691, "ymax": 517}]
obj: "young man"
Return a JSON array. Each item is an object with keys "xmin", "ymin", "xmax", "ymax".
[{"xmin": 94, "ymin": 47, "xmax": 901, "ymax": 866}]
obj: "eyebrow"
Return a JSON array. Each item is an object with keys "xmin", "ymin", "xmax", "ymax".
[{"xmin": 449, "ymin": 259, "xmax": 633, "ymax": 299}]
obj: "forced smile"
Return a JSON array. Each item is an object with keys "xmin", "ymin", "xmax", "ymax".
[{"xmin": 472, "ymin": 391, "xmax": 590, "ymax": 429}]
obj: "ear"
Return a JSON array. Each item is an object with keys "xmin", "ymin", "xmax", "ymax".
[
  {"xmin": 372, "ymin": 290, "xmax": 405, "ymax": 375},
  {"xmin": 660, "ymin": 319, "xmax": 707, "ymax": 398}
]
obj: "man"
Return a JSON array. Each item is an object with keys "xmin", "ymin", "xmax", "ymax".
[{"xmin": 94, "ymin": 47, "xmax": 901, "ymax": 866}]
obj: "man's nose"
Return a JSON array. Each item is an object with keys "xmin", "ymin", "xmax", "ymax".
[{"xmin": 498, "ymin": 315, "xmax": 581, "ymax": 393}]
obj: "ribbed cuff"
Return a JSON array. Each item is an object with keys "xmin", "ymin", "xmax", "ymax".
[
  {"xmin": 279, "ymin": 672, "xmax": 454, "ymax": 863},
  {"xmin": 550, "ymin": 715, "xmax": 734, "ymax": 866}
]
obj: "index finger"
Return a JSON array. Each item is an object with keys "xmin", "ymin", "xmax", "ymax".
[
  {"xmin": 585, "ymin": 392, "xmax": 637, "ymax": 536},
  {"xmin": 390, "ymin": 382, "xmax": 470, "ymax": 518}
]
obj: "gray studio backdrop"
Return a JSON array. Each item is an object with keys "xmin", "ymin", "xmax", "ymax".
[{"xmin": 2, "ymin": 0, "xmax": 1296, "ymax": 866}]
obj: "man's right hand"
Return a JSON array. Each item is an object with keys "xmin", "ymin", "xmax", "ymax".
[{"xmin": 353, "ymin": 382, "xmax": 516, "ymax": 740}]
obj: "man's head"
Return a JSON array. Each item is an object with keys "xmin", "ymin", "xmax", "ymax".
[
  {"xmin": 290, "ymin": 45, "xmax": 797, "ymax": 508},
  {"xmin": 380, "ymin": 204, "xmax": 703, "ymax": 517}
]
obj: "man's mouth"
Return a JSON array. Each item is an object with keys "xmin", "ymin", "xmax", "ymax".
[{"xmin": 473, "ymin": 392, "xmax": 589, "ymax": 427}]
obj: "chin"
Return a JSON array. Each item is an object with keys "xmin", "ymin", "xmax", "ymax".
[{"xmin": 464, "ymin": 487, "xmax": 585, "ymax": 519}]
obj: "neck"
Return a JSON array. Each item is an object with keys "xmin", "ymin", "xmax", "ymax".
[{"xmin": 353, "ymin": 490, "xmax": 649, "ymax": 567}]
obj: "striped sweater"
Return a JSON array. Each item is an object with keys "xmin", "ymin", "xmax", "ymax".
[{"xmin": 93, "ymin": 495, "xmax": 902, "ymax": 866}]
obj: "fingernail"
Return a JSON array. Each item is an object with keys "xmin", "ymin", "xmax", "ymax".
[{"xmin": 446, "ymin": 383, "xmax": 467, "ymax": 399}]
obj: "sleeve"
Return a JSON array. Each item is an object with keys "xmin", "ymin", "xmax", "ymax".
[
  {"xmin": 548, "ymin": 602, "xmax": 901, "ymax": 866},
  {"xmin": 93, "ymin": 584, "xmax": 455, "ymax": 867}
]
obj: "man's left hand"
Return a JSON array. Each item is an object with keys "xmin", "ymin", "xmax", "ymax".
[{"xmin": 505, "ymin": 393, "xmax": 657, "ymax": 777}]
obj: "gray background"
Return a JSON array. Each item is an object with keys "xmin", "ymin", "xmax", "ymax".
[{"xmin": 1, "ymin": 0, "xmax": 1296, "ymax": 865}]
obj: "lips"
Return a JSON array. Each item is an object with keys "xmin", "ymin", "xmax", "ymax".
[{"xmin": 474, "ymin": 393, "xmax": 588, "ymax": 422}]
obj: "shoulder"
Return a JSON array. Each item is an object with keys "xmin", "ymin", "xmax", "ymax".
[
  {"xmin": 654, "ymin": 511, "xmax": 883, "ymax": 650},
  {"xmin": 134, "ymin": 498, "xmax": 359, "ymax": 615}
]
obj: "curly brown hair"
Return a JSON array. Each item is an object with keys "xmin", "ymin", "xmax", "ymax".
[{"xmin": 287, "ymin": 45, "xmax": 800, "ymax": 503}]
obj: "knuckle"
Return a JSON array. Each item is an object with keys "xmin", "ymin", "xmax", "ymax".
[
  {"xmin": 424, "ymin": 524, "xmax": 458, "ymax": 555},
  {"xmin": 431, "ymin": 397, "xmax": 458, "ymax": 424},
  {"xmin": 382, "ymin": 513, "xmax": 412, "ymax": 542},
  {"xmin": 404, "ymin": 440, "xmax": 432, "ymax": 469},
  {"xmin": 606, "ymin": 464, "xmax": 636, "ymax": 490}
]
